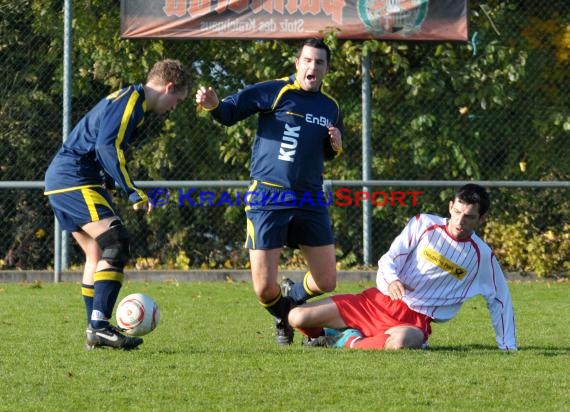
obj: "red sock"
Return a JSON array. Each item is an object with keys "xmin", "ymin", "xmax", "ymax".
[
  {"xmin": 298, "ymin": 327, "xmax": 324, "ymax": 338},
  {"xmin": 349, "ymin": 334, "xmax": 389, "ymax": 350}
]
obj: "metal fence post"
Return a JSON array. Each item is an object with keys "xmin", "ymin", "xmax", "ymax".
[
  {"xmin": 60, "ymin": 0, "xmax": 73, "ymax": 274},
  {"xmin": 361, "ymin": 53, "xmax": 372, "ymax": 266},
  {"xmin": 54, "ymin": 218, "xmax": 61, "ymax": 282}
]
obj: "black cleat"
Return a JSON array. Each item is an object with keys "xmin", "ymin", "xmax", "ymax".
[
  {"xmin": 274, "ymin": 293, "xmax": 295, "ymax": 346},
  {"xmin": 275, "ymin": 317, "xmax": 294, "ymax": 346},
  {"xmin": 301, "ymin": 329, "xmax": 343, "ymax": 348},
  {"xmin": 85, "ymin": 325, "xmax": 143, "ymax": 351},
  {"xmin": 302, "ymin": 335, "xmax": 330, "ymax": 347}
]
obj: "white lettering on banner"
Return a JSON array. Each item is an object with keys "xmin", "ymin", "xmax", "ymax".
[
  {"xmin": 279, "ymin": 19, "xmax": 304, "ymax": 32},
  {"xmin": 278, "ymin": 124, "xmax": 300, "ymax": 162},
  {"xmin": 200, "ymin": 19, "xmax": 256, "ymax": 32},
  {"xmin": 258, "ymin": 18, "xmax": 277, "ymax": 32}
]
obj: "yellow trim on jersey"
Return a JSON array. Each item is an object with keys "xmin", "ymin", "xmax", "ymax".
[
  {"xmin": 246, "ymin": 218, "xmax": 256, "ymax": 249},
  {"xmin": 272, "ymin": 82, "xmax": 301, "ymax": 111},
  {"xmin": 44, "ymin": 184, "xmax": 102, "ymax": 196},
  {"xmin": 107, "ymin": 88, "xmax": 131, "ymax": 102},
  {"xmin": 260, "ymin": 181, "xmax": 283, "ymax": 188},
  {"xmin": 322, "ymin": 89, "xmax": 341, "ymax": 109},
  {"xmin": 81, "ymin": 188, "xmax": 112, "ymax": 222},
  {"xmin": 94, "ymin": 270, "xmax": 124, "ymax": 283},
  {"xmin": 116, "ymin": 92, "xmax": 145, "ymax": 200},
  {"xmin": 421, "ymin": 247, "xmax": 467, "ymax": 280},
  {"xmin": 285, "ymin": 111, "xmax": 305, "ymax": 119},
  {"xmin": 81, "ymin": 286, "xmax": 95, "ymax": 298}
]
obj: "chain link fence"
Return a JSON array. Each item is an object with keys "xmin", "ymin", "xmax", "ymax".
[{"xmin": 1, "ymin": 1, "xmax": 569, "ymax": 276}]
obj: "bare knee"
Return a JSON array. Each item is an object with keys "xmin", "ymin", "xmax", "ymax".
[
  {"xmin": 253, "ymin": 283, "xmax": 280, "ymax": 303},
  {"xmin": 309, "ymin": 273, "xmax": 336, "ymax": 294},
  {"xmin": 384, "ymin": 327, "xmax": 424, "ymax": 350},
  {"xmin": 287, "ymin": 307, "xmax": 304, "ymax": 328},
  {"xmin": 288, "ymin": 306, "xmax": 318, "ymax": 328},
  {"xmin": 317, "ymin": 277, "xmax": 336, "ymax": 293}
]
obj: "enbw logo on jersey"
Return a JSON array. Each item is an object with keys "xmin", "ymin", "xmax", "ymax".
[{"xmin": 305, "ymin": 113, "xmax": 330, "ymax": 127}]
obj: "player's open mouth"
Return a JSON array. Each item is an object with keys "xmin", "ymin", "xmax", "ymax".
[{"xmin": 454, "ymin": 227, "xmax": 468, "ymax": 237}]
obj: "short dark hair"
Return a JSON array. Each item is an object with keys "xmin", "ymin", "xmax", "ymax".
[
  {"xmin": 298, "ymin": 38, "xmax": 331, "ymax": 64},
  {"xmin": 454, "ymin": 184, "xmax": 491, "ymax": 216}
]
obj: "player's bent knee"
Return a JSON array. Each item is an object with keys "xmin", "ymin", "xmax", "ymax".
[
  {"xmin": 287, "ymin": 307, "xmax": 303, "ymax": 327},
  {"xmin": 313, "ymin": 276, "xmax": 336, "ymax": 293},
  {"xmin": 95, "ymin": 220, "xmax": 130, "ymax": 270},
  {"xmin": 321, "ymin": 279, "xmax": 337, "ymax": 293},
  {"xmin": 384, "ymin": 326, "xmax": 424, "ymax": 350}
]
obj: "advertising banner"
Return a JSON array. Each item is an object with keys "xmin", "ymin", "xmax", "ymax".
[{"xmin": 120, "ymin": 0, "xmax": 468, "ymax": 41}]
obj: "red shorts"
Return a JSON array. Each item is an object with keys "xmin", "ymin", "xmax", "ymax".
[{"xmin": 332, "ymin": 287, "xmax": 432, "ymax": 347}]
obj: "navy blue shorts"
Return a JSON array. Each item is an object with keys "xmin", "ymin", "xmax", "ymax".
[
  {"xmin": 46, "ymin": 186, "xmax": 118, "ymax": 232},
  {"xmin": 245, "ymin": 208, "xmax": 334, "ymax": 249},
  {"xmin": 243, "ymin": 180, "xmax": 334, "ymax": 249}
]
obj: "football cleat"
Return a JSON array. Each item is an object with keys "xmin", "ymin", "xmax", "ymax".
[
  {"xmin": 301, "ymin": 328, "xmax": 341, "ymax": 347},
  {"xmin": 332, "ymin": 328, "xmax": 363, "ymax": 348},
  {"xmin": 302, "ymin": 328, "xmax": 362, "ymax": 348},
  {"xmin": 85, "ymin": 325, "xmax": 143, "ymax": 351},
  {"xmin": 274, "ymin": 316, "xmax": 294, "ymax": 346},
  {"xmin": 274, "ymin": 290, "xmax": 295, "ymax": 346},
  {"xmin": 302, "ymin": 336, "xmax": 329, "ymax": 347}
]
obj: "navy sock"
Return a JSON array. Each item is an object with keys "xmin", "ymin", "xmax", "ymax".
[
  {"xmin": 262, "ymin": 292, "xmax": 293, "ymax": 322},
  {"xmin": 289, "ymin": 282, "xmax": 313, "ymax": 304},
  {"xmin": 289, "ymin": 272, "xmax": 322, "ymax": 305},
  {"xmin": 90, "ymin": 269, "xmax": 123, "ymax": 329}
]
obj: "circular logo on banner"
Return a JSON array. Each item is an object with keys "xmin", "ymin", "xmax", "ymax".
[{"xmin": 357, "ymin": 0, "xmax": 429, "ymax": 36}]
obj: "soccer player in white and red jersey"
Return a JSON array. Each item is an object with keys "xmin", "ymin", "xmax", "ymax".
[{"xmin": 288, "ymin": 184, "xmax": 517, "ymax": 351}]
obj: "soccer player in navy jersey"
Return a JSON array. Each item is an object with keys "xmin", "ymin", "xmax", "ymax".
[
  {"xmin": 45, "ymin": 59, "xmax": 190, "ymax": 350},
  {"xmin": 288, "ymin": 184, "xmax": 517, "ymax": 351},
  {"xmin": 196, "ymin": 38, "xmax": 344, "ymax": 345}
]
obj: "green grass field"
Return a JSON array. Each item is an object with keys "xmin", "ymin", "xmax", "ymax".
[{"xmin": 1, "ymin": 280, "xmax": 569, "ymax": 411}]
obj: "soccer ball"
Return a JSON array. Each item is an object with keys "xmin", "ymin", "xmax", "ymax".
[{"xmin": 116, "ymin": 293, "xmax": 160, "ymax": 336}]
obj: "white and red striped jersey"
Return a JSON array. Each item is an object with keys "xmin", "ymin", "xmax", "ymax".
[{"xmin": 377, "ymin": 213, "xmax": 517, "ymax": 350}]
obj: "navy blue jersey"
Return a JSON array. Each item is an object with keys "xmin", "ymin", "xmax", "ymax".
[
  {"xmin": 44, "ymin": 84, "xmax": 147, "ymax": 204},
  {"xmin": 211, "ymin": 74, "xmax": 343, "ymax": 195}
]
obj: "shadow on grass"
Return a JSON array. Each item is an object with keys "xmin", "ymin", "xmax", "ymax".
[{"xmin": 429, "ymin": 343, "xmax": 570, "ymax": 355}]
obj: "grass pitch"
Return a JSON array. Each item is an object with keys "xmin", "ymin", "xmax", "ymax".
[{"xmin": 0, "ymin": 279, "xmax": 569, "ymax": 411}]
